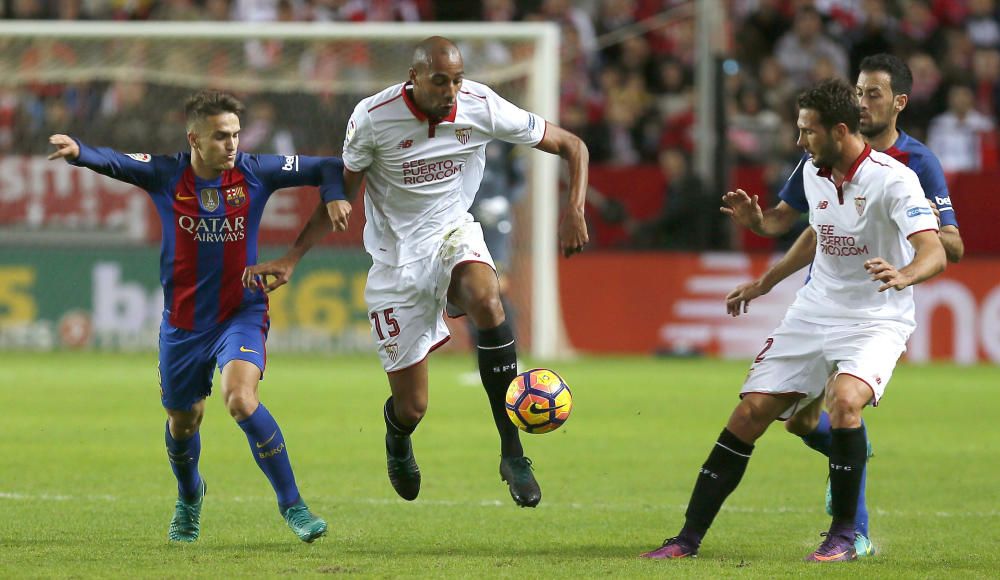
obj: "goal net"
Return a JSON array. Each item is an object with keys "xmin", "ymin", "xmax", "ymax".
[{"xmin": 0, "ymin": 22, "xmax": 565, "ymax": 358}]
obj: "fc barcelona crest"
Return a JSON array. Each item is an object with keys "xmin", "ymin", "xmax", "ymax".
[
  {"xmin": 225, "ymin": 185, "xmax": 247, "ymax": 208},
  {"xmin": 199, "ymin": 188, "xmax": 220, "ymax": 211},
  {"xmin": 455, "ymin": 127, "xmax": 472, "ymax": 145},
  {"xmin": 854, "ymin": 196, "xmax": 866, "ymax": 216}
]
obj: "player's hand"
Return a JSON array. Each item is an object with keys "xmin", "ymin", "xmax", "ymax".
[
  {"xmin": 559, "ymin": 208, "xmax": 589, "ymax": 257},
  {"xmin": 865, "ymin": 257, "xmax": 911, "ymax": 292},
  {"xmin": 726, "ymin": 279, "xmax": 767, "ymax": 317},
  {"xmin": 242, "ymin": 256, "xmax": 297, "ymax": 293},
  {"xmin": 720, "ymin": 189, "xmax": 764, "ymax": 230},
  {"xmin": 47, "ymin": 134, "xmax": 80, "ymax": 161},
  {"xmin": 326, "ymin": 199, "xmax": 352, "ymax": 232}
]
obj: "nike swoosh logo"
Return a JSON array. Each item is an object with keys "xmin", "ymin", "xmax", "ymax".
[
  {"xmin": 813, "ymin": 550, "xmax": 850, "ymax": 561},
  {"xmin": 255, "ymin": 430, "xmax": 278, "ymax": 448},
  {"xmin": 239, "ymin": 346, "xmax": 259, "ymax": 354},
  {"xmin": 175, "ymin": 193, "xmax": 196, "ymax": 200},
  {"xmin": 528, "ymin": 402, "xmax": 566, "ymax": 414}
]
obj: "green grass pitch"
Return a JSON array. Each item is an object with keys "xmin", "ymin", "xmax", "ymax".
[{"xmin": 1, "ymin": 351, "xmax": 998, "ymax": 578}]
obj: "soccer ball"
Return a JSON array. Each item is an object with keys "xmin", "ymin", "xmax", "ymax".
[{"xmin": 505, "ymin": 368, "xmax": 573, "ymax": 434}]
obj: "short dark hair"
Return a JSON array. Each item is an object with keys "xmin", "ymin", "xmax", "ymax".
[
  {"xmin": 859, "ymin": 53, "xmax": 913, "ymax": 96},
  {"xmin": 797, "ymin": 78, "xmax": 861, "ymax": 133},
  {"xmin": 184, "ymin": 91, "xmax": 244, "ymax": 129}
]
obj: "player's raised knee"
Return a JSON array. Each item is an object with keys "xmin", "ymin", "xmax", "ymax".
[
  {"xmin": 224, "ymin": 392, "xmax": 260, "ymax": 421},
  {"xmin": 394, "ymin": 399, "xmax": 427, "ymax": 426}
]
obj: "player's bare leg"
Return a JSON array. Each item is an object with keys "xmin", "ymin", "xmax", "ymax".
[
  {"xmin": 643, "ymin": 393, "xmax": 796, "ymax": 559},
  {"xmin": 788, "ymin": 387, "xmax": 873, "ymax": 557},
  {"xmin": 804, "ymin": 374, "xmax": 872, "ymax": 562},
  {"xmin": 449, "ymin": 262, "xmax": 539, "ymax": 507},
  {"xmin": 165, "ymin": 401, "xmax": 206, "ymax": 542},
  {"xmin": 384, "ymin": 361, "xmax": 428, "ymax": 500},
  {"xmin": 222, "ymin": 360, "xmax": 326, "ymax": 542}
]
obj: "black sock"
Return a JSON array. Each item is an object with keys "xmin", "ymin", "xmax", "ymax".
[
  {"xmin": 681, "ymin": 428, "xmax": 755, "ymax": 546},
  {"xmin": 829, "ymin": 426, "xmax": 867, "ymax": 530},
  {"xmin": 477, "ymin": 321, "xmax": 523, "ymax": 458},
  {"xmin": 384, "ymin": 397, "xmax": 416, "ymax": 457}
]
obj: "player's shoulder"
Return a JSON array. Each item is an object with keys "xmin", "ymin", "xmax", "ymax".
[
  {"xmin": 866, "ymin": 148, "xmax": 915, "ymax": 178},
  {"xmin": 896, "ymin": 131, "xmax": 946, "ymax": 176},
  {"xmin": 234, "ymin": 151, "xmax": 260, "ymax": 172},
  {"xmin": 867, "ymin": 148, "xmax": 908, "ymax": 171},
  {"xmin": 895, "ymin": 131, "xmax": 935, "ymax": 162},
  {"xmin": 866, "ymin": 149, "xmax": 920, "ymax": 192},
  {"xmin": 459, "ymin": 79, "xmax": 493, "ymax": 100},
  {"xmin": 358, "ymin": 82, "xmax": 407, "ymax": 115},
  {"xmin": 150, "ymin": 152, "xmax": 189, "ymax": 174}
]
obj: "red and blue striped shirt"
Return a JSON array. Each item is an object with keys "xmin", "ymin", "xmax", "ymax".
[{"xmin": 70, "ymin": 140, "xmax": 344, "ymax": 331}]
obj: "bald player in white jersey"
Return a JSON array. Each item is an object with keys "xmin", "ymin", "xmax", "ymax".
[
  {"xmin": 246, "ymin": 37, "xmax": 589, "ymax": 508},
  {"xmin": 641, "ymin": 78, "xmax": 946, "ymax": 563}
]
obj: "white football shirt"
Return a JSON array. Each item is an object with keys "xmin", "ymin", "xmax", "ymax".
[
  {"xmin": 342, "ymin": 79, "xmax": 546, "ymax": 266},
  {"xmin": 778, "ymin": 145, "xmax": 939, "ymax": 327}
]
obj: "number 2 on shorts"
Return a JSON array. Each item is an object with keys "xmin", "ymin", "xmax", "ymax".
[{"xmin": 754, "ymin": 337, "xmax": 774, "ymax": 363}]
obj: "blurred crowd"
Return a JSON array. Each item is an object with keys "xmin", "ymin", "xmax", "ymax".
[{"xmin": 4, "ymin": 0, "xmax": 1000, "ymax": 249}]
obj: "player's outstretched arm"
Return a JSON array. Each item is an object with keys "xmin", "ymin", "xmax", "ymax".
[
  {"xmin": 940, "ymin": 226, "xmax": 964, "ymax": 263},
  {"xmin": 929, "ymin": 202, "xmax": 964, "ymax": 262},
  {"xmin": 721, "ymin": 191, "xmax": 801, "ymax": 237},
  {"xmin": 47, "ymin": 134, "xmax": 80, "ymax": 161},
  {"xmin": 325, "ymin": 168, "xmax": 365, "ymax": 232},
  {"xmin": 727, "ymin": 227, "xmax": 817, "ymax": 316},
  {"xmin": 48, "ymin": 133, "xmax": 161, "ymax": 190},
  {"xmin": 534, "ymin": 123, "xmax": 589, "ymax": 257},
  {"xmin": 256, "ymin": 155, "xmax": 350, "ymax": 231},
  {"xmin": 241, "ymin": 168, "xmax": 364, "ymax": 292},
  {"xmin": 242, "ymin": 202, "xmax": 331, "ymax": 293},
  {"xmin": 865, "ymin": 230, "xmax": 946, "ymax": 292}
]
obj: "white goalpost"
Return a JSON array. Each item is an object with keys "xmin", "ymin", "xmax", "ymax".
[{"xmin": 0, "ymin": 21, "xmax": 566, "ymax": 359}]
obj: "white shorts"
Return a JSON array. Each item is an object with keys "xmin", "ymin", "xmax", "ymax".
[
  {"xmin": 365, "ymin": 220, "xmax": 496, "ymax": 372},
  {"xmin": 741, "ymin": 315, "xmax": 912, "ymax": 420}
]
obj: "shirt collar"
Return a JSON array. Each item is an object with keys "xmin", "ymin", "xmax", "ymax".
[
  {"xmin": 815, "ymin": 144, "xmax": 872, "ymax": 184},
  {"xmin": 401, "ymin": 82, "xmax": 457, "ymax": 124}
]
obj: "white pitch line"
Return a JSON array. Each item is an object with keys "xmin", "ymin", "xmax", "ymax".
[{"xmin": 2, "ymin": 491, "xmax": 998, "ymax": 519}]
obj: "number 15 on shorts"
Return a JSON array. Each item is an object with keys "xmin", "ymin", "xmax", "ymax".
[{"xmin": 371, "ymin": 308, "xmax": 400, "ymax": 340}]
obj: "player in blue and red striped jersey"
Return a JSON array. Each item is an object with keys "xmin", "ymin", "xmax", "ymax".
[
  {"xmin": 724, "ymin": 54, "xmax": 965, "ymax": 559},
  {"xmin": 47, "ymin": 91, "xmax": 351, "ymax": 543}
]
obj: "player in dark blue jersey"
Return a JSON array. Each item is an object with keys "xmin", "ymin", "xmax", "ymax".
[
  {"xmin": 48, "ymin": 91, "xmax": 351, "ymax": 543},
  {"xmin": 724, "ymin": 54, "xmax": 965, "ymax": 558}
]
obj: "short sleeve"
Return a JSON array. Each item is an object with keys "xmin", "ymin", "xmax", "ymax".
[
  {"xmin": 342, "ymin": 101, "xmax": 375, "ymax": 172},
  {"xmin": 777, "ymin": 155, "xmax": 809, "ymax": 213},
  {"xmin": 886, "ymin": 170, "xmax": 939, "ymax": 238},
  {"xmin": 485, "ymin": 86, "xmax": 546, "ymax": 147}
]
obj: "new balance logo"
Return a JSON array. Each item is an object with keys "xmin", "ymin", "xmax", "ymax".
[
  {"xmin": 397, "ymin": 139, "xmax": 414, "ymax": 149},
  {"xmin": 816, "ymin": 200, "xmax": 829, "ymax": 209}
]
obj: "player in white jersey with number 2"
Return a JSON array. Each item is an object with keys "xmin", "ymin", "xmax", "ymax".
[
  {"xmin": 247, "ymin": 37, "xmax": 589, "ymax": 508},
  {"xmin": 641, "ymin": 78, "xmax": 945, "ymax": 563}
]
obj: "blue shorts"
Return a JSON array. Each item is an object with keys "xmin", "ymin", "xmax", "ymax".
[{"xmin": 158, "ymin": 307, "xmax": 269, "ymax": 411}]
